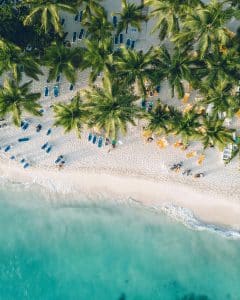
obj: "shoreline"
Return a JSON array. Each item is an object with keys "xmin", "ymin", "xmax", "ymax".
[{"xmin": 1, "ymin": 160, "xmax": 240, "ymax": 231}]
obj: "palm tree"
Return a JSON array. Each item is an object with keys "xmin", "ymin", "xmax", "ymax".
[
  {"xmin": 202, "ymin": 48, "xmax": 240, "ymax": 84},
  {"xmin": 198, "ymin": 116, "xmax": 234, "ymax": 150},
  {"xmin": 0, "ymin": 79, "xmax": 41, "ymax": 126},
  {"xmin": 82, "ymin": 38, "xmax": 114, "ymax": 83},
  {"xmin": 84, "ymin": 72, "xmax": 141, "ymax": 139},
  {"xmin": 83, "ymin": 9, "xmax": 113, "ymax": 41},
  {"xmin": 115, "ymin": 47, "xmax": 156, "ymax": 96},
  {"xmin": 145, "ymin": 0, "xmax": 203, "ymax": 40},
  {"xmin": 115, "ymin": 0, "xmax": 148, "ymax": 35},
  {"xmin": 53, "ymin": 93, "xmax": 88, "ymax": 137},
  {"xmin": 75, "ymin": 0, "xmax": 104, "ymax": 18},
  {"xmin": 172, "ymin": 0, "xmax": 236, "ymax": 58},
  {"xmin": 152, "ymin": 45, "xmax": 202, "ymax": 98},
  {"xmin": 0, "ymin": 39, "xmax": 43, "ymax": 82},
  {"xmin": 200, "ymin": 80, "xmax": 240, "ymax": 119},
  {"xmin": 44, "ymin": 42, "xmax": 83, "ymax": 84},
  {"xmin": 23, "ymin": 0, "xmax": 76, "ymax": 36},
  {"xmin": 146, "ymin": 100, "xmax": 181, "ymax": 135}
]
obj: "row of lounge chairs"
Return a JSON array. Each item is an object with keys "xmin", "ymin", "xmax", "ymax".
[
  {"xmin": 88, "ymin": 133, "xmax": 103, "ymax": 148},
  {"xmin": 72, "ymin": 29, "xmax": 85, "ymax": 42}
]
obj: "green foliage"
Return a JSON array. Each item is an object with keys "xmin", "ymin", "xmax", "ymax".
[{"xmin": 0, "ymin": 79, "xmax": 41, "ymax": 126}]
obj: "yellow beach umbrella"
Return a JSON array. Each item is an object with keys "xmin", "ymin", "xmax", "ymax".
[
  {"xmin": 182, "ymin": 93, "xmax": 190, "ymax": 104},
  {"xmin": 186, "ymin": 151, "xmax": 197, "ymax": 158},
  {"xmin": 197, "ymin": 154, "xmax": 205, "ymax": 165}
]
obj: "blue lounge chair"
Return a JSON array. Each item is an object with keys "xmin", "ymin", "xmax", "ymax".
[
  {"xmin": 114, "ymin": 35, "xmax": 119, "ymax": 44},
  {"xmin": 98, "ymin": 137, "xmax": 103, "ymax": 148},
  {"xmin": 61, "ymin": 18, "xmax": 65, "ymax": 26},
  {"xmin": 55, "ymin": 155, "xmax": 63, "ymax": 164},
  {"xmin": 21, "ymin": 122, "xmax": 29, "ymax": 130},
  {"xmin": 79, "ymin": 11, "xmax": 83, "ymax": 22},
  {"xmin": 69, "ymin": 84, "xmax": 74, "ymax": 91},
  {"xmin": 92, "ymin": 135, "xmax": 97, "ymax": 144},
  {"xmin": 88, "ymin": 133, "xmax": 92, "ymax": 141},
  {"xmin": 4, "ymin": 145, "xmax": 11, "ymax": 152},
  {"xmin": 74, "ymin": 13, "xmax": 78, "ymax": 21},
  {"xmin": 36, "ymin": 124, "xmax": 42, "ymax": 132},
  {"xmin": 54, "ymin": 85, "xmax": 59, "ymax": 97},
  {"xmin": 79, "ymin": 29, "xmax": 85, "ymax": 40},
  {"xmin": 131, "ymin": 40, "xmax": 135, "ymax": 49},
  {"xmin": 46, "ymin": 146, "xmax": 52, "ymax": 153},
  {"xmin": 10, "ymin": 155, "xmax": 15, "ymax": 160},
  {"xmin": 126, "ymin": 39, "xmax": 131, "ymax": 48},
  {"xmin": 23, "ymin": 162, "xmax": 30, "ymax": 169},
  {"xmin": 44, "ymin": 87, "xmax": 49, "ymax": 97},
  {"xmin": 113, "ymin": 16, "xmax": 117, "ymax": 28},
  {"xmin": 18, "ymin": 137, "xmax": 30, "ymax": 142},
  {"xmin": 119, "ymin": 33, "xmax": 123, "ymax": 44},
  {"xmin": 46, "ymin": 128, "xmax": 52, "ymax": 136},
  {"xmin": 20, "ymin": 158, "xmax": 25, "ymax": 164},
  {"xmin": 72, "ymin": 32, "xmax": 77, "ymax": 42},
  {"xmin": 41, "ymin": 142, "xmax": 48, "ymax": 150},
  {"xmin": 141, "ymin": 98, "xmax": 147, "ymax": 109},
  {"xmin": 39, "ymin": 109, "xmax": 44, "ymax": 114},
  {"xmin": 156, "ymin": 85, "xmax": 161, "ymax": 93}
]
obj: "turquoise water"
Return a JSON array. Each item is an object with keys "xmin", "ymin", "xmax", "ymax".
[{"xmin": 0, "ymin": 184, "xmax": 240, "ymax": 300}]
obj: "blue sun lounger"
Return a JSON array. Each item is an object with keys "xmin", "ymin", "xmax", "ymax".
[
  {"xmin": 98, "ymin": 137, "xmax": 103, "ymax": 148},
  {"xmin": 21, "ymin": 121, "xmax": 29, "ymax": 130},
  {"xmin": 56, "ymin": 74, "xmax": 61, "ymax": 82},
  {"xmin": 10, "ymin": 155, "xmax": 15, "ymax": 160},
  {"xmin": 46, "ymin": 128, "xmax": 52, "ymax": 136},
  {"xmin": 18, "ymin": 137, "xmax": 30, "ymax": 142},
  {"xmin": 4, "ymin": 145, "xmax": 11, "ymax": 152},
  {"xmin": 20, "ymin": 158, "xmax": 25, "ymax": 164},
  {"xmin": 131, "ymin": 40, "xmax": 135, "ymax": 49},
  {"xmin": 72, "ymin": 32, "xmax": 77, "ymax": 42},
  {"xmin": 88, "ymin": 133, "xmax": 92, "ymax": 141},
  {"xmin": 92, "ymin": 135, "xmax": 97, "ymax": 144},
  {"xmin": 23, "ymin": 162, "xmax": 30, "ymax": 169},
  {"xmin": 54, "ymin": 85, "xmax": 59, "ymax": 97},
  {"xmin": 41, "ymin": 142, "xmax": 48, "ymax": 150},
  {"xmin": 119, "ymin": 33, "xmax": 123, "ymax": 44},
  {"xmin": 69, "ymin": 84, "xmax": 74, "ymax": 91},
  {"xmin": 113, "ymin": 16, "xmax": 117, "ymax": 28},
  {"xmin": 46, "ymin": 145, "xmax": 52, "ymax": 153},
  {"xmin": 114, "ymin": 35, "xmax": 119, "ymax": 44},
  {"xmin": 74, "ymin": 13, "xmax": 78, "ymax": 21},
  {"xmin": 55, "ymin": 155, "xmax": 63, "ymax": 164},
  {"xmin": 79, "ymin": 29, "xmax": 85, "ymax": 40},
  {"xmin": 156, "ymin": 85, "xmax": 161, "ymax": 93},
  {"xmin": 61, "ymin": 18, "xmax": 65, "ymax": 26},
  {"xmin": 79, "ymin": 11, "xmax": 83, "ymax": 22},
  {"xmin": 126, "ymin": 39, "xmax": 131, "ymax": 48},
  {"xmin": 44, "ymin": 86, "xmax": 49, "ymax": 97}
]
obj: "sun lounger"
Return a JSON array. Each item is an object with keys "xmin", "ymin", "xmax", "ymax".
[
  {"xmin": 44, "ymin": 86, "xmax": 49, "ymax": 97},
  {"xmin": 88, "ymin": 133, "xmax": 92, "ymax": 141},
  {"xmin": 78, "ymin": 29, "xmax": 85, "ymax": 40},
  {"xmin": 41, "ymin": 142, "xmax": 48, "ymax": 150},
  {"xmin": 98, "ymin": 137, "xmax": 103, "ymax": 148},
  {"xmin": 53, "ymin": 85, "xmax": 59, "ymax": 97},
  {"xmin": 126, "ymin": 39, "xmax": 131, "ymax": 48},
  {"xmin": 156, "ymin": 85, "xmax": 161, "ymax": 93},
  {"xmin": 61, "ymin": 18, "xmax": 65, "ymax": 26},
  {"xmin": 20, "ymin": 158, "xmax": 25, "ymax": 164},
  {"xmin": 113, "ymin": 16, "xmax": 117, "ymax": 28},
  {"xmin": 141, "ymin": 98, "xmax": 146, "ymax": 109},
  {"xmin": 119, "ymin": 33, "xmax": 123, "ymax": 44},
  {"xmin": 114, "ymin": 35, "xmax": 119, "ymax": 44},
  {"xmin": 79, "ymin": 11, "xmax": 83, "ymax": 22},
  {"xmin": 69, "ymin": 84, "xmax": 74, "ymax": 91},
  {"xmin": 4, "ymin": 145, "xmax": 11, "ymax": 152},
  {"xmin": 21, "ymin": 121, "xmax": 29, "ymax": 130},
  {"xmin": 46, "ymin": 146, "xmax": 52, "ymax": 153},
  {"xmin": 131, "ymin": 40, "xmax": 135, "ymax": 49},
  {"xmin": 72, "ymin": 32, "xmax": 77, "ymax": 42},
  {"xmin": 92, "ymin": 135, "xmax": 97, "ymax": 144},
  {"xmin": 55, "ymin": 155, "xmax": 63, "ymax": 164},
  {"xmin": 18, "ymin": 137, "xmax": 30, "ymax": 142},
  {"xmin": 23, "ymin": 162, "xmax": 30, "ymax": 169},
  {"xmin": 74, "ymin": 13, "xmax": 78, "ymax": 21},
  {"xmin": 10, "ymin": 155, "xmax": 15, "ymax": 160},
  {"xmin": 46, "ymin": 128, "xmax": 52, "ymax": 136}
]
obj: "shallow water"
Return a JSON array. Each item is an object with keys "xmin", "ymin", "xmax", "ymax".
[{"xmin": 0, "ymin": 183, "xmax": 240, "ymax": 300}]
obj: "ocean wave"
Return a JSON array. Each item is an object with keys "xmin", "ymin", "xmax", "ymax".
[{"xmin": 158, "ymin": 204, "xmax": 240, "ymax": 240}]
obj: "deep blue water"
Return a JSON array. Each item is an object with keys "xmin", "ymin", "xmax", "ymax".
[{"xmin": 0, "ymin": 183, "xmax": 240, "ymax": 300}]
